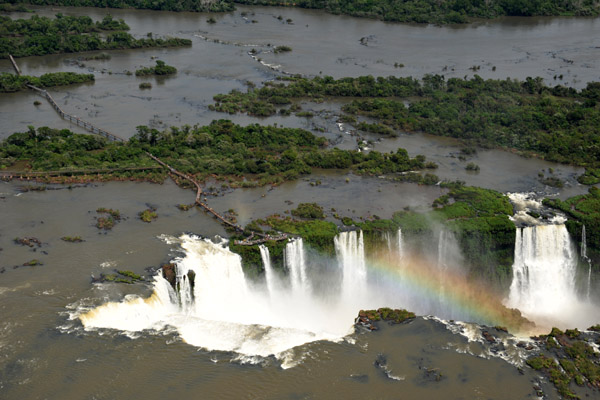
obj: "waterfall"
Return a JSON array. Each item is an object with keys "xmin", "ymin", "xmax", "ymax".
[
  {"xmin": 259, "ymin": 245, "xmax": 277, "ymax": 297},
  {"xmin": 285, "ymin": 238, "xmax": 310, "ymax": 295},
  {"xmin": 384, "ymin": 231, "xmax": 393, "ymax": 253},
  {"xmin": 436, "ymin": 230, "xmax": 451, "ymax": 306},
  {"xmin": 397, "ymin": 228, "xmax": 404, "ymax": 259},
  {"xmin": 582, "ymin": 225, "xmax": 592, "ymax": 300},
  {"xmin": 437, "ymin": 230, "xmax": 447, "ymax": 270},
  {"xmin": 334, "ymin": 230, "xmax": 367, "ymax": 301},
  {"xmin": 507, "ymin": 224, "xmax": 580, "ymax": 322},
  {"xmin": 80, "ymin": 234, "xmax": 362, "ymax": 361}
]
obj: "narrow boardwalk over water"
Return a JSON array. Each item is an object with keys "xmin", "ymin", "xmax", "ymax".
[{"xmin": 8, "ymin": 56, "xmax": 288, "ymax": 245}]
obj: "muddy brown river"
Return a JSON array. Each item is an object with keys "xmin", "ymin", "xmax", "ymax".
[{"xmin": 1, "ymin": 6, "xmax": 599, "ymax": 399}]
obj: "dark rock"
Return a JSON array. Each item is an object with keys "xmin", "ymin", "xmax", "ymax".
[
  {"xmin": 187, "ymin": 270, "xmax": 196, "ymax": 293},
  {"xmin": 482, "ymin": 330, "xmax": 496, "ymax": 343},
  {"xmin": 14, "ymin": 237, "xmax": 42, "ymax": 247},
  {"xmin": 162, "ymin": 263, "xmax": 177, "ymax": 289}
]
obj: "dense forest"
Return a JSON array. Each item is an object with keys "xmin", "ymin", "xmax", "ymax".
[
  {"xmin": 0, "ymin": 121, "xmax": 436, "ymax": 185},
  {"xmin": 4, "ymin": 0, "xmax": 598, "ymax": 23},
  {"xmin": 4, "ymin": 0, "xmax": 234, "ymax": 12},
  {"xmin": 212, "ymin": 75, "xmax": 600, "ymax": 181},
  {"xmin": 233, "ymin": 0, "xmax": 600, "ymax": 23},
  {"xmin": 0, "ymin": 71, "xmax": 94, "ymax": 92},
  {"xmin": 0, "ymin": 14, "xmax": 191, "ymax": 58}
]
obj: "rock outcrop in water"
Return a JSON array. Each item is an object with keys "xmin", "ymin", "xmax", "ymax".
[
  {"xmin": 161, "ymin": 263, "xmax": 177, "ymax": 289},
  {"xmin": 355, "ymin": 307, "xmax": 416, "ymax": 331}
]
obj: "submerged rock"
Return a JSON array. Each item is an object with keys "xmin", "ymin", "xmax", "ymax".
[{"xmin": 14, "ymin": 237, "xmax": 42, "ymax": 247}]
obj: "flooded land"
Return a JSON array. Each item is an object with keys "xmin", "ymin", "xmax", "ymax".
[{"xmin": 1, "ymin": 5, "xmax": 599, "ymax": 400}]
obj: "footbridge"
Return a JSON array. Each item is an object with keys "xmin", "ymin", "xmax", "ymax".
[{"xmin": 7, "ymin": 55, "xmax": 287, "ymax": 245}]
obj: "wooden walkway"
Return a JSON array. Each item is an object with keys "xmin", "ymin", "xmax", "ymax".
[
  {"xmin": 8, "ymin": 55, "xmax": 288, "ymax": 245},
  {"xmin": 27, "ymin": 85, "xmax": 124, "ymax": 143}
]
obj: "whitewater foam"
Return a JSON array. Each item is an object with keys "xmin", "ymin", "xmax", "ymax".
[{"xmin": 79, "ymin": 234, "xmax": 366, "ymax": 363}]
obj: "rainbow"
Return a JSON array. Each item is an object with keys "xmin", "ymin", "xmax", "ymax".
[{"xmin": 364, "ymin": 251, "xmax": 537, "ymax": 335}]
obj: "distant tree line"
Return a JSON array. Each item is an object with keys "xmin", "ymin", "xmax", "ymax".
[
  {"xmin": 4, "ymin": 0, "xmax": 597, "ymax": 23},
  {"xmin": 232, "ymin": 0, "xmax": 600, "ymax": 23},
  {"xmin": 4, "ymin": 0, "xmax": 234, "ymax": 12},
  {"xmin": 0, "ymin": 14, "xmax": 191, "ymax": 58}
]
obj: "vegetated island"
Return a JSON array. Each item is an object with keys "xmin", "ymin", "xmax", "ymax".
[
  {"xmin": 3, "ymin": 0, "xmax": 599, "ymax": 23},
  {"xmin": 527, "ymin": 326, "xmax": 600, "ymax": 399},
  {"xmin": 135, "ymin": 60, "xmax": 177, "ymax": 76},
  {"xmin": 0, "ymin": 122, "xmax": 439, "ymax": 185},
  {"xmin": 211, "ymin": 75, "xmax": 600, "ymax": 184},
  {"xmin": 0, "ymin": 14, "xmax": 191, "ymax": 58},
  {"xmin": 0, "ymin": 71, "xmax": 94, "ymax": 92}
]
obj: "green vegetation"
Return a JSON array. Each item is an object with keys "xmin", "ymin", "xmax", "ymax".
[
  {"xmin": 578, "ymin": 167, "xmax": 600, "ymax": 185},
  {"xmin": 358, "ymin": 307, "xmax": 416, "ymax": 323},
  {"xmin": 22, "ymin": 259, "xmax": 41, "ymax": 266},
  {"xmin": 0, "ymin": 14, "xmax": 191, "ymax": 58},
  {"xmin": 5, "ymin": 0, "xmax": 595, "ymax": 23},
  {"xmin": 229, "ymin": 239, "xmax": 288, "ymax": 277},
  {"xmin": 7, "ymin": 0, "xmax": 233, "ymax": 12},
  {"xmin": 357, "ymin": 185, "xmax": 516, "ymax": 285},
  {"xmin": 465, "ymin": 162, "xmax": 480, "ymax": 172},
  {"xmin": 589, "ymin": 325, "xmax": 600, "ymax": 332},
  {"xmin": 212, "ymin": 75, "xmax": 600, "ymax": 178},
  {"xmin": 250, "ymin": 216, "xmax": 340, "ymax": 255},
  {"xmin": 97, "ymin": 207, "xmax": 121, "ymax": 219},
  {"xmin": 0, "ymin": 72, "xmax": 94, "ymax": 92},
  {"xmin": 232, "ymin": 0, "xmax": 600, "ymax": 24},
  {"xmin": 95, "ymin": 269, "xmax": 143, "ymax": 284},
  {"xmin": 96, "ymin": 207, "xmax": 121, "ymax": 230},
  {"xmin": 135, "ymin": 60, "xmax": 177, "ymax": 76},
  {"xmin": 82, "ymin": 52, "xmax": 111, "ymax": 61},
  {"xmin": 273, "ymin": 45, "xmax": 292, "ymax": 53},
  {"xmin": 139, "ymin": 207, "xmax": 157, "ymax": 222},
  {"xmin": 117, "ymin": 269, "xmax": 141, "ymax": 280},
  {"xmin": 291, "ymin": 202, "xmax": 325, "ymax": 219},
  {"xmin": 528, "ymin": 326, "xmax": 600, "ymax": 399},
  {"xmin": 96, "ymin": 216, "xmax": 115, "ymax": 229},
  {"xmin": 0, "ymin": 2, "xmax": 32, "ymax": 11},
  {"xmin": 177, "ymin": 203, "xmax": 194, "ymax": 211},
  {"xmin": 0, "ymin": 122, "xmax": 434, "ymax": 185},
  {"xmin": 61, "ymin": 236, "xmax": 83, "ymax": 242},
  {"xmin": 544, "ymin": 187, "xmax": 600, "ymax": 265},
  {"xmin": 139, "ymin": 82, "xmax": 152, "ymax": 89}
]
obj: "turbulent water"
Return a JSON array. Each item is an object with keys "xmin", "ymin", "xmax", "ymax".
[
  {"xmin": 79, "ymin": 213, "xmax": 599, "ymax": 364},
  {"xmin": 1, "ymin": 5, "xmax": 600, "ymax": 397},
  {"xmin": 80, "ymin": 234, "xmax": 369, "ymax": 364},
  {"xmin": 505, "ymin": 194, "xmax": 598, "ymax": 329},
  {"xmin": 79, "ymin": 230, "xmax": 481, "ymax": 361}
]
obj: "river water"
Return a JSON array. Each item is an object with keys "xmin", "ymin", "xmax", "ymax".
[{"xmin": 1, "ymin": 6, "xmax": 599, "ymax": 399}]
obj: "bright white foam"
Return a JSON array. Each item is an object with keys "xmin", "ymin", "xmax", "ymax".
[
  {"xmin": 506, "ymin": 224, "xmax": 599, "ymax": 329},
  {"xmin": 79, "ymin": 234, "xmax": 376, "ymax": 361}
]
